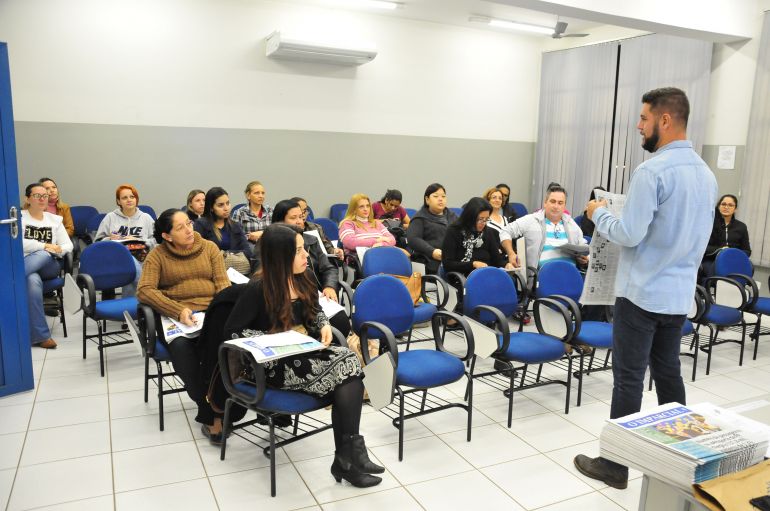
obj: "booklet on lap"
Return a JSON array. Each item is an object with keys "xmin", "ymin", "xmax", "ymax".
[
  {"xmin": 160, "ymin": 313, "xmax": 205, "ymax": 342},
  {"xmin": 225, "ymin": 330, "xmax": 325, "ymax": 363}
]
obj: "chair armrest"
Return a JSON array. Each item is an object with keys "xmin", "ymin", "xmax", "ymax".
[
  {"xmin": 338, "ymin": 280, "xmax": 354, "ymax": 318},
  {"xmin": 545, "ymin": 294, "xmax": 583, "ymax": 339},
  {"xmin": 61, "ymin": 251, "xmax": 74, "ymax": 275},
  {"xmin": 75, "ymin": 273, "xmax": 96, "ymax": 316},
  {"xmin": 331, "ymin": 326, "xmax": 348, "ymax": 348},
  {"xmin": 421, "ymin": 274, "xmax": 450, "ymax": 310},
  {"xmin": 726, "ymin": 273, "xmax": 759, "ymax": 309},
  {"xmin": 444, "ymin": 271, "xmax": 467, "ymax": 301},
  {"xmin": 471, "ymin": 304, "xmax": 510, "ymax": 355},
  {"xmin": 703, "ymin": 276, "xmax": 748, "ymax": 309},
  {"xmin": 136, "ymin": 304, "xmax": 156, "ymax": 357},
  {"xmin": 532, "ymin": 297, "xmax": 576, "ymax": 344},
  {"xmin": 431, "ymin": 311, "xmax": 474, "ymax": 361},
  {"xmin": 510, "ymin": 270, "xmax": 529, "ymax": 305},
  {"xmin": 692, "ymin": 285, "xmax": 710, "ymax": 323},
  {"xmin": 359, "ymin": 320, "xmax": 398, "ymax": 366},
  {"xmin": 217, "ymin": 343, "xmax": 267, "ymax": 408}
]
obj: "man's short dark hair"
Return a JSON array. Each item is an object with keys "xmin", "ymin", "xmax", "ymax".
[
  {"xmin": 545, "ymin": 182, "xmax": 567, "ymax": 198},
  {"xmin": 642, "ymin": 87, "xmax": 690, "ymax": 127}
]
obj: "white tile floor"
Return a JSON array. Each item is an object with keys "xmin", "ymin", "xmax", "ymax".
[{"xmin": 1, "ymin": 311, "xmax": 769, "ymax": 510}]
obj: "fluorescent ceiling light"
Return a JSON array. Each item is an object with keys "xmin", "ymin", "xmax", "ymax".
[
  {"xmin": 327, "ymin": 0, "xmax": 401, "ymax": 10},
  {"xmin": 470, "ymin": 16, "xmax": 553, "ymax": 35}
]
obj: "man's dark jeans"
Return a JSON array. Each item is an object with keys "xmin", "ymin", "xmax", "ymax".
[{"xmin": 611, "ymin": 297, "xmax": 687, "ymax": 420}]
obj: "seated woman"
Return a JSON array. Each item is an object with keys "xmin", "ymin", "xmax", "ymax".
[
  {"xmin": 372, "ymin": 189, "xmax": 411, "ymax": 228},
  {"xmin": 293, "ymin": 196, "xmax": 344, "ymax": 260},
  {"xmin": 406, "ymin": 183, "xmax": 457, "ymax": 274},
  {"xmin": 339, "ymin": 193, "xmax": 396, "ymax": 262},
  {"xmin": 137, "ymin": 209, "xmax": 231, "ymax": 443},
  {"xmin": 224, "ymin": 224, "xmax": 383, "ymax": 488},
  {"xmin": 442, "ymin": 197, "xmax": 511, "ymax": 277},
  {"xmin": 483, "ymin": 187, "xmax": 509, "ymax": 236},
  {"xmin": 231, "ymin": 180, "xmax": 272, "ymax": 244},
  {"xmin": 265, "ymin": 199, "xmax": 351, "ymax": 337},
  {"xmin": 38, "ymin": 177, "xmax": 75, "ymax": 237},
  {"xmin": 183, "ymin": 189, "xmax": 205, "ymax": 221},
  {"xmin": 194, "ymin": 187, "xmax": 253, "ymax": 275},
  {"xmin": 495, "ymin": 183, "xmax": 519, "ymax": 222},
  {"xmin": 95, "ymin": 184, "xmax": 155, "ymax": 297},
  {"xmin": 702, "ymin": 194, "xmax": 751, "ymax": 278},
  {"xmin": 21, "ymin": 183, "xmax": 74, "ymax": 349}
]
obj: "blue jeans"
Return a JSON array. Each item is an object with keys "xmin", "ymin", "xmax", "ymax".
[
  {"xmin": 25, "ymin": 250, "xmax": 62, "ymax": 344},
  {"xmin": 610, "ymin": 297, "xmax": 687, "ymax": 420}
]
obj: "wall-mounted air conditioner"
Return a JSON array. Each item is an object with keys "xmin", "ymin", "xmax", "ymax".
[{"xmin": 265, "ymin": 31, "xmax": 377, "ymax": 66}]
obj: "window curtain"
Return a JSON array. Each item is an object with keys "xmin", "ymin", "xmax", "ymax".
[{"xmin": 739, "ymin": 12, "xmax": 770, "ymax": 266}]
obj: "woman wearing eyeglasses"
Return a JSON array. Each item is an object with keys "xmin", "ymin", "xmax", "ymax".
[
  {"xmin": 701, "ymin": 194, "xmax": 751, "ymax": 279},
  {"xmin": 442, "ymin": 197, "xmax": 511, "ymax": 277},
  {"xmin": 21, "ymin": 183, "xmax": 74, "ymax": 349}
]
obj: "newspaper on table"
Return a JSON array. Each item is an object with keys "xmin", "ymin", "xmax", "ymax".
[
  {"xmin": 600, "ymin": 402, "xmax": 769, "ymax": 491},
  {"xmin": 224, "ymin": 330, "xmax": 325, "ymax": 363},
  {"xmin": 160, "ymin": 313, "xmax": 205, "ymax": 342},
  {"xmin": 579, "ymin": 189, "xmax": 626, "ymax": 305}
]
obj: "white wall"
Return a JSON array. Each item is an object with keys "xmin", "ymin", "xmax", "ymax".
[{"xmin": 0, "ymin": 0, "xmax": 544, "ymax": 142}]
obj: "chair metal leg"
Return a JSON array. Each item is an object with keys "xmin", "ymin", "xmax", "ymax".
[
  {"xmin": 420, "ymin": 390, "xmax": 428, "ymax": 412},
  {"xmin": 143, "ymin": 355, "xmax": 150, "ymax": 403},
  {"xmin": 269, "ymin": 418, "xmax": 277, "ymax": 497},
  {"xmin": 82, "ymin": 315, "xmax": 88, "ymax": 359},
  {"xmin": 397, "ymin": 387, "xmax": 405, "ymax": 461},
  {"xmin": 738, "ymin": 322, "xmax": 746, "ymax": 366},
  {"xmin": 405, "ymin": 327, "xmax": 414, "ymax": 351},
  {"xmin": 752, "ymin": 315, "xmax": 762, "ymax": 360},
  {"xmin": 98, "ymin": 322, "xmax": 105, "ymax": 377},
  {"xmin": 705, "ymin": 326, "xmax": 715, "ymax": 375},
  {"xmin": 576, "ymin": 351, "xmax": 584, "ymax": 407},
  {"xmin": 506, "ymin": 368, "xmax": 516, "ymax": 428},
  {"xmin": 466, "ymin": 375, "xmax": 473, "ymax": 442},
  {"xmin": 691, "ymin": 333, "xmax": 699, "ymax": 381},
  {"xmin": 57, "ymin": 288, "xmax": 67, "ymax": 337},
  {"xmin": 220, "ymin": 399, "xmax": 232, "ymax": 461},
  {"xmin": 564, "ymin": 355, "xmax": 573, "ymax": 414},
  {"xmin": 157, "ymin": 361, "xmax": 165, "ymax": 431}
]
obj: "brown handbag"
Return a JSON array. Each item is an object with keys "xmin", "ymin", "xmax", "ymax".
[{"xmin": 390, "ymin": 272, "xmax": 422, "ymax": 306}]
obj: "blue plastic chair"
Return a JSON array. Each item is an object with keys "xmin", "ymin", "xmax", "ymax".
[
  {"xmin": 511, "ymin": 202, "xmax": 528, "ymax": 218},
  {"xmin": 449, "ymin": 207, "xmax": 462, "ymax": 217},
  {"xmin": 138, "ymin": 205, "xmax": 157, "ymax": 220},
  {"xmin": 86, "ymin": 213, "xmax": 107, "ymax": 242},
  {"xmin": 313, "ymin": 217, "xmax": 339, "ymax": 242},
  {"xmin": 76, "ymin": 242, "xmax": 138, "ymax": 376},
  {"xmin": 358, "ymin": 246, "xmax": 449, "ymax": 349},
  {"xmin": 70, "ymin": 205, "xmax": 99, "ymax": 242},
  {"xmin": 329, "ymin": 203, "xmax": 348, "ymax": 223},
  {"xmin": 404, "ymin": 208, "xmax": 417, "ymax": 218},
  {"xmin": 41, "ymin": 252, "xmax": 74, "ymax": 338},
  {"xmin": 463, "ymin": 267, "xmax": 577, "ymax": 426},
  {"xmin": 355, "ymin": 274, "xmax": 474, "ymax": 460}
]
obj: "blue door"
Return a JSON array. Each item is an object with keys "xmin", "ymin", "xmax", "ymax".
[{"xmin": 0, "ymin": 42, "xmax": 34, "ymax": 397}]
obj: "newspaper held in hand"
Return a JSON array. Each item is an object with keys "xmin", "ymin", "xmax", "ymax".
[
  {"xmin": 225, "ymin": 330, "xmax": 325, "ymax": 363},
  {"xmin": 600, "ymin": 402, "xmax": 769, "ymax": 491},
  {"xmin": 160, "ymin": 313, "xmax": 205, "ymax": 343},
  {"xmin": 318, "ymin": 291, "xmax": 345, "ymax": 318},
  {"xmin": 227, "ymin": 267, "xmax": 249, "ymax": 284},
  {"xmin": 580, "ymin": 190, "xmax": 626, "ymax": 305}
]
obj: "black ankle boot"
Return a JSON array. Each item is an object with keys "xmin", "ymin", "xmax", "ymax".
[
  {"xmin": 348, "ymin": 434, "xmax": 385, "ymax": 474},
  {"xmin": 330, "ymin": 435, "xmax": 382, "ymax": 487}
]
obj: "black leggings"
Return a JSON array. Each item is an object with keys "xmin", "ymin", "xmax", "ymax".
[
  {"xmin": 329, "ymin": 310, "xmax": 351, "ymax": 339},
  {"xmin": 330, "ymin": 377, "xmax": 365, "ymax": 450},
  {"xmin": 165, "ymin": 336, "xmax": 217, "ymax": 425}
]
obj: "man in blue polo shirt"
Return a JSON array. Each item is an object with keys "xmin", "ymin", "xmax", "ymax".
[{"xmin": 574, "ymin": 87, "xmax": 718, "ymax": 489}]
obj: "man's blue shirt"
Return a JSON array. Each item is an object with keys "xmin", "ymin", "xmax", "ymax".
[{"xmin": 593, "ymin": 140, "xmax": 718, "ymax": 315}]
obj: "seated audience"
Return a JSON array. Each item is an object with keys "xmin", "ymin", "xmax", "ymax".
[
  {"xmin": 224, "ymin": 224, "xmax": 383, "ymax": 488},
  {"xmin": 183, "ymin": 189, "xmax": 206, "ymax": 221},
  {"xmin": 498, "ymin": 182, "xmax": 588, "ymax": 271},
  {"xmin": 21, "ymin": 183, "xmax": 74, "ymax": 349},
  {"xmin": 579, "ymin": 186, "xmax": 606, "ymax": 238},
  {"xmin": 483, "ymin": 187, "xmax": 509, "ymax": 236},
  {"xmin": 265, "ymin": 199, "xmax": 351, "ymax": 337},
  {"xmin": 137, "ymin": 209, "xmax": 231, "ymax": 443},
  {"xmin": 232, "ymin": 180, "xmax": 272, "ymax": 243},
  {"xmin": 339, "ymin": 193, "xmax": 396, "ymax": 261},
  {"xmin": 194, "ymin": 187, "xmax": 253, "ymax": 275},
  {"xmin": 37, "ymin": 177, "xmax": 74, "ymax": 237},
  {"xmin": 372, "ymin": 189, "xmax": 411, "ymax": 228},
  {"xmin": 94, "ymin": 184, "xmax": 155, "ymax": 297},
  {"xmin": 293, "ymin": 196, "xmax": 344, "ymax": 260},
  {"xmin": 407, "ymin": 183, "xmax": 457, "ymax": 274},
  {"xmin": 496, "ymin": 183, "xmax": 519, "ymax": 222},
  {"xmin": 442, "ymin": 197, "xmax": 511, "ymax": 277},
  {"xmin": 701, "ymin": 193, "xmax": 751, "ymax": 278}
]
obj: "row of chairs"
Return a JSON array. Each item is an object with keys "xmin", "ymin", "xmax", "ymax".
[{"xmin": 70, "ymin": 204, "xmax": 158, "ymax": 246}]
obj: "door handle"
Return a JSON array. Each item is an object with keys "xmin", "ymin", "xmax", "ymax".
[{"xmin": 0, "ymin": 206, "xmax": 18, "ymax": 238}]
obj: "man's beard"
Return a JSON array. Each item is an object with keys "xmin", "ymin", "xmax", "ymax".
[{"xmin": 642, "ymin": 124, "xmax": 659, "ymax": 153}]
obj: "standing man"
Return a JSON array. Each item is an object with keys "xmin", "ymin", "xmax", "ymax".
[{"xmin": 573, "ymin": 87, "xmax": 718, "ymax": 489}]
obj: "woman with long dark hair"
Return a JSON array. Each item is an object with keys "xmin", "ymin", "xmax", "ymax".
[
  {"xmin": 701, "ymin": 193, "xmax": 751, "ymax": 279},
  {"xmin": 224, "ymin": 224, "xmax": 383, "ymax": 488},
  {"xmin": 442, "ymin": 197, "xmax": 510, "ymax": 277},
  {"xmin": 194, "ymin": 187, "xmax": 252, "ymax": 274}
]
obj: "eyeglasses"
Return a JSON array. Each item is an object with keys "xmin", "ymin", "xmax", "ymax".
[
  {"xmin": 476, "ymin": 217, "xmax": 490, "ymax": 224},
  {"xmin": 719, "ymin": 203, "xmax": 736, "ymax": 208},
  {"xmin": 31, "ymin": 193, "xmax": 49, "ymax": 200}
]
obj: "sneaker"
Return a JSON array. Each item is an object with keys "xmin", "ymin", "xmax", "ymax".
[
  {"xmin": 37, "ymin": 339, "xmax": 58, "ymax": 349},
  {"xmin": 573, "ymin": 454, "xmax": 628, "ymax": 489}
]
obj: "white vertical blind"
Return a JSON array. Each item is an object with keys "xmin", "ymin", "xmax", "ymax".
[{"xmin": 739, "ymin": 13, "xmax": 770, "ymax": 265}]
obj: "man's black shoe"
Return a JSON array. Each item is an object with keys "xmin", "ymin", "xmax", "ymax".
[{"xmin": 573, "ymin": 454, "xmax": 628, "ymax": 489}]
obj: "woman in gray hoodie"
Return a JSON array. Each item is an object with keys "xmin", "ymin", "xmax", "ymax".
[
  {"xmin": 406, "ymin": 183, "xmax": 457, "ymax": 274},
  {"xmin": 95, "ymin": 184, "xmax": 156, "ymax": 297}
]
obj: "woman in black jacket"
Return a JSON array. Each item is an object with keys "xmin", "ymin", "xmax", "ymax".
[
  {"xmin": 701, "ymin": 194, "xmax": 751, "ymax": 278},
  {"xmin": 442, "ymin": 197, "xmax": 511, "ymax": 277},
  {"xmin": 406, "ymin": 183, "xmax": 457, "ymax": 274},
  {"xmin": 194, "ymin": 187, "xmax": 253, "ymax": 273}
]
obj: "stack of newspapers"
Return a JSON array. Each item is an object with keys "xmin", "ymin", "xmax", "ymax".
[{"xmin": 600, "ymin": 402, "xmax": 769, "ymax": 490}]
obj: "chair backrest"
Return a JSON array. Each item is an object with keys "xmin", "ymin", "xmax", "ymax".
[
  {"xmin": 138, "ymin": 205, "xmax": 157, "ymax": 220},
  {"xmin": 449, "ymin": 207, "xmax": 462, "ymax": 217},
  {"xmin": 70, "ymin": 206, "xmax": 99, "ymax": 237},
  {"xmin": 352, "ymin": 274, "xmax": 415, "ymax": 337},
  {"xmin": 86, "ymin": 213, "xmax": 107, "ymax": 236},
  {"xmin": 313, "ymin": 217, "xmax": 339, "ymax": 241},
  {"xmin": 464, "ymin": 267, "xmax": 519, "ymax": 321},
  {"xmin": 536, "ymin": 261, "xmax": 583, "ymax": 302},
  {"xmin": 404, "ymin": 208, "xmax": 417, "ymax": 217},
  {"xmin": 573, "ymin": 214, "xmax": 584, "ymax": 227},
  {"xmin": 361, "ymin": 246, "xmax": 412, "ymax": 278},
  {"xmin": 714, "ymin": 247, "xmax": 753, "ymax": 278},
  {"xmin": 329, "ymin": 203, "xmax": 348, "ymax": 223},
  {"xmin": 79, "ymin": 242, "xmax": 137, "ymax": 290},
  {"xmin": 305, "ymin": 205, "xmax": 314, "ymax": 221},
  {"xmin": 511, "ymin": 202, "xmax": 528, "ymax": 218}
]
